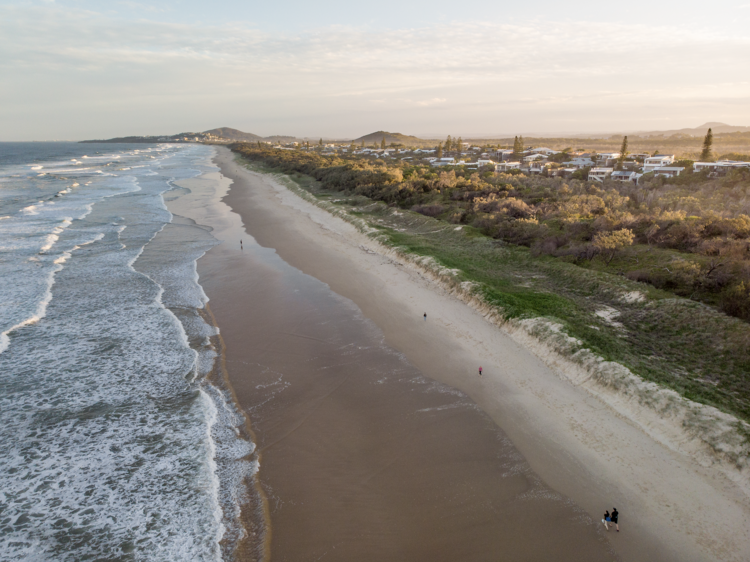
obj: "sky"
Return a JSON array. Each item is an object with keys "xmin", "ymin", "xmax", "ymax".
[{"xmin": 1, "ymin": 0, "xmax": 750, "ymax": 140}]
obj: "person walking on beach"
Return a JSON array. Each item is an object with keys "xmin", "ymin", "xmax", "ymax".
[
  {"xmin": 478, "ymin": 366, "xmax": 483, "ymax": 376},
  {"xmin": 611, "ymin": 508, "xmax": 619, "ymax": 532},
  {"xmin": 602, "ymin": 510, "xmax": 611, "ymax": 531},
  {"xmin": 423, "ymin": 313, "xmax": 427, "ymax": 321}
]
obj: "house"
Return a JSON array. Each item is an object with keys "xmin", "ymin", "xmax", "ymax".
[
  {"xmin": 529, "ymin": 147, "xmax": 561, "ymax": 156},
  {"xmin": 643, "ymin": 155, "xmax": 675, "ymax": 172},
  {"xmin": 529, "ymin": 161, "xmax": 552, "ymax": 174},
  {"xmin": 652, "ymin": 166, "xmax": 685, "ymax": 178},
  {"xmin": 565, "ymin": 158, "xmax": 595, "ymax": 169},
  {"xmin": 495, "ymin": 149, "xmax": 516, "ymax": 161},
  {"xmin": 611, "ymin": 171, "xmax": 638, "ymax": 183},
  {"xmin": 523, "ymin": 153, "xmax": 548, "ymax": 162},
  {"xmin": 597, "ymin": 152, "xmax": 620, "ymax": 162},
  {"xmin": 476, "ymin": 159, "xmax": 497, "ymax": 167},
  {"xmin": 549, "ymin": 167, "xmax": 577, "ymax": 178},
  {"xmin": 496, "ymin": 161, "xmax": 521, "ymax": 172},
  {"xmin": 431, "ymin": 157, "xmax": 456, "ymax": 167},
  {"xmin": 588, "ymin": 168, "xmax": 614, "ymax": 182},
  {"xmin": 693, "ymin": 161, "xmax": 750, "ymax": 173}
]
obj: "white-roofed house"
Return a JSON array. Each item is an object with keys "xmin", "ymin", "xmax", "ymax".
[
  {"xmin": 588, "ymin": 168, "xmax": 614, "ymax": 182},
  {"xmin": 496, "ymin": 161, "xmax": 521, "ymax": 172},
  {"xmin": 523, "ymin": 153, "xmax": 548, "ymax": 162},
  {"xmin": 693, "ymin": 161, "xmax": 750, "ymax": 174},
  {"xmin": 611, "ymin": 171, "xmax": 639, "ymax": 183},
  {"xmin": 530, "ymin": 147, "xmax": 561, "ymax": 156},
  {"xmin": 565, "ymin": 157, "xmax": 595, "ymax": 169},
  {"xmin": 643, "ymin": 155, "xmax": 675, "ymax": 172}
]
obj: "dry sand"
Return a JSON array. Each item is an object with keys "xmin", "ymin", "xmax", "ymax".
[{"xmin": 186, "ymin": 146, "xmax": 750, "ymax": 561}]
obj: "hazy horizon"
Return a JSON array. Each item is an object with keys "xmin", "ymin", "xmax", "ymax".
[{"xmin": 2, "ymin": 0, "xmax": 749, "ymax": 141}]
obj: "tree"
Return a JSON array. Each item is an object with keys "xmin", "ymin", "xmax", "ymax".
[
  {"xmin": 350, "ymin": 141, "xmax": 356, "ymax": 151},
  {"xmin": 700, "ymin": 128, "xmax": 714, "ymax": 161},
  {"xmin": 592, "ymin": 229, "xmax": 635, "ymax": 265},
  {"xmin": 616, "ymin": 136, "xmax": 628, "ymax": 171},
  {"xmin": 437, "ymin": 142, "xmax": 443, "ymax": 158},
  {"xmin": 513, "ymin": 136, "xmax": 522, "ymax": 157},
  {"xmin": 319, "ymin": 138, "xmax": 323, "ymax": 148},
  {"xmin": 361, "ymin": 139, "xmax": 365, "ymax": 148},
  {"xmin": 457, "ymin": 137, "xmax": 463, "ymax": 156},
  {"xmin": 381, "ymin": 138, "xmax": 386, "ymax": 149},
  {"xmin": 445, "ymin": 135, "xmax": 452, "ymax": 152},
  {"xmin": 518, "ymin": 135, "xmax": 525, "ymax": 153}
]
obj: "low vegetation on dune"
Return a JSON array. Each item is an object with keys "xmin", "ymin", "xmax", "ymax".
[
  {"xmin": 232, "ymin": 144, "xmax": 750, "ymax": 454},
  {"xmin": 234, "ymin": 144, "xmax": 750, "ymax": 322}
]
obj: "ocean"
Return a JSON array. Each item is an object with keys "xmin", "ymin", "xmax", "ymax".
[{"xmin": 0, "ymin": 142, "xmax": 255, "ymax": 561}]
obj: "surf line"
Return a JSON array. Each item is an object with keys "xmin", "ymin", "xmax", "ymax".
[{"xmin": 203, "ymin": 303, "xmax": 273, "ymax": 562}]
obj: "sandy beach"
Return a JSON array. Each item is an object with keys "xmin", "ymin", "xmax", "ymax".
[{"xmin": 176, "ymin": 146, "xmax": 750, "ymax": 561}]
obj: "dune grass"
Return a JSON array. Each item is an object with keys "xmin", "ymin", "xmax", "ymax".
[{"xmin": 241, "ymin": 160, "xmax": 750, "ymax": 430}]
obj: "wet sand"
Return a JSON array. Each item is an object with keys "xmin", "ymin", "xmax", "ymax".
[
  {"xmin": 167, "ymin": 152, "xmax": 617, "ymax": 561},
  {"xmin": 199, "ymin": 234, "xmax": 613, "ymax": 561}
]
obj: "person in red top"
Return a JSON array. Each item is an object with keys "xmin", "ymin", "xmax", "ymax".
[{"xmin": 478, "ymin": 366, "xmax": 483, "ymax": 376}]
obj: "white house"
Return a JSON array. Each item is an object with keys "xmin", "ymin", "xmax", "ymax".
[
  {"xmin": 476, "ymin": 159, "xmax": 497, "ymax": 167},
  {"xmin": 693, "ymin": 161, "xmax": 750, "ymax": 173},
  {"xmin": 495, "ymin": 149, "xmax": 516, "ymax": 161},
  {"xmin": 597, "ymin": 152, "xmax": 620, "ymax": 161},
  {"xmin": 611, "ymin": 171, "xmax": 638, "ymax": 183},
  {"xmin": 588, "ymin": 168, "xmax": 614, "ymax": 182},
  {"xmin": 643, "ymin": 155, "xmax": 675, "ymax": 172},
  {"xmin": 496, "ymin": 161, "xmax": 521, "ymax": 172},
  {"xmin": 652, "ymin": 166, "xmax": 685, "ymax": 178},
  {"xmin": 530, "ymin": 147, "xmax": 560, "ymax": 156},
  {"xmin": 432, "ymin": 157, "xmax": 456, "ymax": 167},
  {"xmin": 523, "ymin": 153, "xmax": 548, "ymax": 162},
  {"xmin": 565, "ymin": 158, "xmax": 595, "ymax": 169},
  {"xmin": 529, "ymin": 161, "xmax": 552, "ymax": 174}
]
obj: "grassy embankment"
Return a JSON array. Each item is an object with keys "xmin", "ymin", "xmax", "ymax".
[{"xmin": 232, "ymin": 148, "xmax": 750, "ymax": 461}]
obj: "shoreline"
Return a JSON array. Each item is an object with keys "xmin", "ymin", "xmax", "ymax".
[
  {"xmin": 186, "ymin": 148, "xmax": 616, "ymax": 560},
  {"xmin": 209, "ymin": 146, "xmax": 750, "ymax": 561}
]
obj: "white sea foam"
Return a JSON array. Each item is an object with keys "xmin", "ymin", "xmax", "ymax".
[{"xmin": 0, "ymin": 143, "xmax": 253, "ymax": 561}]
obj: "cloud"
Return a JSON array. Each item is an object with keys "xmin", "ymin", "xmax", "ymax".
[
  {"xmin": 415, "ymin": 98, "xmax": 447, "ymax": 106},
  {"xmin": 1, "ymin": 5, "xmax": 749, "ymax": 138}
]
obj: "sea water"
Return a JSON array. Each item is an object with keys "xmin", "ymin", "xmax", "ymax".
[{"xmin": 0, "ymin": 143, "xmax": 254, "ymax": 561}]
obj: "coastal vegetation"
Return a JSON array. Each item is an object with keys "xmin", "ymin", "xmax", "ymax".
[
  {"xmin": 233, "ymin": 144, "xmax": 750, "ymax": 322},
  {"xmin": 232, "ymin": 143, "xmax": 750, "ymax": 455}
]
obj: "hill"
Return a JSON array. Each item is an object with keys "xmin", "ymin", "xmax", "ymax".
[
  {"xmin": 352, "ymin": 131, "xmax": 428, "ymax": 146},
  {"xmin": 203, "ymin": 127, "xmax": 262, "ymax": 141},
  {"xmin": 628, "ymin": 122, "xmax": 750, "ymax": 138}
]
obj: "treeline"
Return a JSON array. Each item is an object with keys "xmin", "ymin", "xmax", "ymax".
[
  {"xmin": 468, "ymin": 132, "xmax": 750, "ymax": 159},
  {"xmin": 233, "ymin": 144, "xmax": 750, "ymax": 321}
]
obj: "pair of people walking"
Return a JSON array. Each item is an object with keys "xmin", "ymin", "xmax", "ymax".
[{"xmin": 602, "ymin": 508, "xmax": 619, "ymax": 532}]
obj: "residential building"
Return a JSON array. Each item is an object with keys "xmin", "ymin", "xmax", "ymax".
[
  {"xmin": 693, "ymin": 161, "xmax": 750, "ymax": 173},
  {"xmin": 565, "ymin": 157, "xmax": 595, "ymax": 169},
  {"xmin": 611, "ymin": 171, "xmax": 638, "ymax": 183},
  {"xmin": 588, "ymin": 167, "xmax": 614, "ymax": 182},
  {"xmin": 496, "ymin": 161, "xmax": 521, "ymax": 172},
  {"xmin": 431, "ymin": 157, "xmax": 456, "ymax": 167},
  {"xmin": 523, "ymin": 153, "xmax": 548, "ymax": 162},
  {"xmin": 529, "ymin": 161, "xmax": 552, "ymax": 174},
  {"xmin": 652, "ymin": 166, "xmax": 685, "ymax": 178},
  {"xmin": 643, "ymin": 155, "xmax": 675, "ymax": 172},
  {"xmin": 529, "ymin": 147, "xmax": 561, "ymax": 156},
  {"xmin": 495, "ymin": 149, "xmax": 516, "ymax": 161}
]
